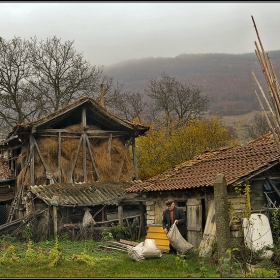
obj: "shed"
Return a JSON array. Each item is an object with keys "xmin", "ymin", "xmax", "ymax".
[
  {"xmin": 126, "ymin": 133, "xmax": 280, "ymax": 248},
  {"xmin": 0, "ymin": 96, "xmax": 149, "ymax": 240}
]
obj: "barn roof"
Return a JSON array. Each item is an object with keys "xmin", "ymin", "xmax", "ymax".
[
  {"xmin": 5, "ymin": 96, "xmax": 149, "ymax": 141},
  {"xmin": 126, "ymin": 133, "xmax": 280, "ymax": 193},
  {"xmin": 29, "ymin": 181, "xmax": 137, "ymax": 207}
]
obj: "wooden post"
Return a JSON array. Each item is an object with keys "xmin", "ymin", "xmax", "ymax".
[
  {"xmin": 214, "ymin": 174, "xmax": 230, "ymax": 261},
  {"xmin": 29, "ymin": 134, "xmax": 35, "ymax": 186},
  {"xmin": 139, "ymin": 201, "xmax": 146, "ymax": 239},
  {"xmin": 58, "ymin": 132, "xmax": 61, "ymax": 183},
  {"xmin": 132, "ymin": 137, "xmax": 138, "ymax": 180},
  {"xmin": 53, "ymin": 205, "xmax": 57, "ymax": 239},
  {"xmin": 118, "ymin": 203, "xmax": 123, "ymax": 225},
  {"xmin": 82, "ymin": 106, "xmax": 87, "ymax": 182}
]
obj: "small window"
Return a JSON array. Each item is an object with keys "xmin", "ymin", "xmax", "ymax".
[{"xmin": 177, "ymin": 201, "xmax": 186, "ymax": 207}]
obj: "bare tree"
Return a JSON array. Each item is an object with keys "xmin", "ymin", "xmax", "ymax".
[
  {"xmin": 28, "ymin": 36, "xmax": 107, "ymax": 115},
  {"xmin": 145, "ymin": 72, "xmax": 209, "ymax": 128},
  {"xmin": 108, "ymin": 90, "xmax": 148, "ymax": 123},
  {"xmin": 0, "ymin": 36, "xmax": 115, "ymax": 134},
  {"xmin": 0, "ymin": 37, "xmax": 36, "ymax": 133},
  {"xmin": 244, "ymin": 112, "xmax": 271, "ymax": 140}
]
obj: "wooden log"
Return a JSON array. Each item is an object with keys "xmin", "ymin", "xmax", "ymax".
[{"xmin": 119, "ymin": 239, "xmax": 139, "ymax": 246}]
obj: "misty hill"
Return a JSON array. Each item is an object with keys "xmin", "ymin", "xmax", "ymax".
[{"xmin": 105, "ymin": 51, "xmax": 280, "ymax": 116}]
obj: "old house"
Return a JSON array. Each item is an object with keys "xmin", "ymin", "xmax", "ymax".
[
  {"xmin": 0, "ymin": 96, "xmax": 149, "ymax": 240},
  {"xmin": 125, "ymin": 133, "xmax": 280, "ymax": 248}
]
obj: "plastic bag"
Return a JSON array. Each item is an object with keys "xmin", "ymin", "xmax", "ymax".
[{"xmin": 166, "ymin": 222, "xmax": 194, "ymax": 255}]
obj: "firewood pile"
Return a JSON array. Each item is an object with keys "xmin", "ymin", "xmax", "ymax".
[{"xmin": 251, "ymin": 15, "xmax": 280, "ymax": 152}]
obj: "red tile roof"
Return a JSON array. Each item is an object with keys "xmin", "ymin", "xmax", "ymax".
[{"xmin": 126, "ymin": 133, "xmax": 280, "ymax": 193}]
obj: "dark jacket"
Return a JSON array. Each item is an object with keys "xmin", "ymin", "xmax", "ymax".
[{"xmin": 162, "ymin": 206, "xmax": 187, "ymax": 236}]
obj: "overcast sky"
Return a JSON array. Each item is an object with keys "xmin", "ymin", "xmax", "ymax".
[{"xmin": 1, "ymin": 2, "xmax": 280, "ymax": 67}]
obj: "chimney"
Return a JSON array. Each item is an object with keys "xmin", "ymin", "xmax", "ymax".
[{"xmin": 100, "ymin": 83, "xmax": 105, "ymax": 107}]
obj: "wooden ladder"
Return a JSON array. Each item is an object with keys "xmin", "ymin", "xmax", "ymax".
[{"xmin": 6, "ymin": 184, "xmax": 24, "ymax": 223}]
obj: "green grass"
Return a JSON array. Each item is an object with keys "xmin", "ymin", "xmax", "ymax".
[
  {"xmin": 0, "ymin": 239, "xmax": 220, "ymax": 278},
  {"xmin": 1, "ymin": 238, "xmax": 280, "ymax": 278}
]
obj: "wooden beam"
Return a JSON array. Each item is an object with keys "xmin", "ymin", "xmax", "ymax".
[
  {"xmin": 29, "ymin": 134, "xmax": 35, "ymax": 186},
  {"xmin": 58, "ymin": 132, "xmax": 61, "ymax": 183},
  {"xmin": 132, "ymin": 137, "xmax": 138, "ymax": 180},
  {"xmin": 33, "ymin": 136, "xmax": 55, "ymax": 184},
  {"xmin": 108, "ymin": 134, "xmax": 112, "ymax": 165},
  {"xmin": 85, "ymin": 134, "xmax": 100, "ymax": 180},
  {"xmin": 69, "ymin": 135, "xmax": 83, "ymax": 182}
]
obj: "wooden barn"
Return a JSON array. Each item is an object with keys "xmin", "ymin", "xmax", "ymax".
[
  {"xmin": 0, "ymin": 155, "xmax": 16, "ymax": 226},
  {"xmin": 0, "ymin": 96, "xmax": 149, "ymax": 241},
  {"xmin": 125, "ymin": 133, "xmax": 280, "ymax": 249}
]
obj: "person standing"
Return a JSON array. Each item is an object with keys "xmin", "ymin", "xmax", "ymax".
[{"xmin": 162, "ymin": 199, "xmax": 187, "ymax": 254}]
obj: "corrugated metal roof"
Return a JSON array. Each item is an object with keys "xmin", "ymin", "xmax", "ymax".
[
  {"xmin": 126, "ymin": 133, "xmax": 280, "ymax": 193},
  {"xmin": 30, "ymin": 181, "xmax": 137, "ymax": 206}
]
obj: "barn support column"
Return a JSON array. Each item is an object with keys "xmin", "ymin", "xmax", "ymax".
[
  {"xmin": 53, "ymin": 205, "xmax": 58, "ymax": 239},
  {"xmin": 214, "ymin": 174, "xmax": 230, "ymax": 262},
  {"xmin": 29, "ymin": 134, "xmax": 35, "ymax": 186},
  {"xmin": 118, "ymin": 202, "xmax": 123, "ymax": 225},
  {"xmin": 138, "ymin": 201, "xmax": 146, "ymax": 239},
  {"xmin": 132, "ymin": 137, "xmax": 138, "ymax": 180}
]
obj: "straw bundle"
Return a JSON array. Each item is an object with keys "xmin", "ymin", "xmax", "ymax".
[
  {"xmin": 251, "ymin": 16, "xmax": 280, "ymax": 152},
  {"xmin": 16, "ymin": 125, "xmax": 135, "ymax": 190}
]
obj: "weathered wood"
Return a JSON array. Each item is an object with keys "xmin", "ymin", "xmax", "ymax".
[
  {"xmin": 253, "ymin": 88, "xmax": 280, "ymax": 152},
  {"xmin": 36, "ymin": 129, "xmax": 129, "ymax": 135},
  {"xmin": 33, "ymin": 136, "xmax": 55, "ymax": 184},
  {"xmin": 119, "ymin": 239, "xmax": 139, "ymax": 246},
  {"xmin": 85, "ymin": 134, "xmax": 100, "ymax": 180},
  {"xmin": 83, "ymin": 134, "xmax": 87, "ymax": 181},
  {"xmin": 108, "ymin": 134, "xmax": 112, "ymax": 165},
  {"xmin": 132, "ymin": 137, "xmax": 138, "ymax": 180},
  {"xmin": 187, "ymin": 198, "xmax": 202, "ymax": 248},
  {"xmin": 118, "ymin": 204, "xmax": 123, "ymax": 225},
  {"xmin": 69, "ymin": 135, "xmax": 83, "ymax": 182},
  {"xmin": 266, "ymin": 177, "xmax": 280, "ymax": 198},
  {"xmin": 97, "ymin": 245, "xmax": 128, "ymax": 252},
  {"xmin": 199, "ymin": 199, "xmax": 216, "ymax": 257},
  {"xmin": 58, "ymin": 132, "xmax": 61, "ymax": 183},
  {"xmin": 30, "ymin": 134, "xmax": 35, "ymax": 186},
  {"xmin": 53, "ymin": 205, "xmax": 58, "ymax": 239}
]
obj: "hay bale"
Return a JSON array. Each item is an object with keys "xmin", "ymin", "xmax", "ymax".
[{"xmin": 15, "ymin": 126, "xmax": 135, "ymax": 189}]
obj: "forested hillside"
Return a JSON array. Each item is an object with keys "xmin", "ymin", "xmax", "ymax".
[{"xmin": 105, "ymin": 51, "xmax": 280, "ymax": 116}]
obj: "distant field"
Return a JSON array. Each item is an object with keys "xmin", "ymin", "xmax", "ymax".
[{"xmin": 221, "ymin": 111, "xmax": 260, "ymax": 144}]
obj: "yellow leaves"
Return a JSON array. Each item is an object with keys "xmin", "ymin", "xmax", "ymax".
[{"xmin": 136, "ymin": 116, "xmax": 239, "ymax": 180}]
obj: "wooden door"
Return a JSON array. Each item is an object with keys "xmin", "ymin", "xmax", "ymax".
[{"xmin": 186, "ymin": 198, "xmax": 202, "ymax": 248}]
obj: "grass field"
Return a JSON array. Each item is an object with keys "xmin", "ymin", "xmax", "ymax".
[
  {"xmin": 0, "ymin": 238, "xmax": 221, "ymax": 278},
  {"xmin": 1, "ymin": 237, "xmax": 279, "ymax": 278}
]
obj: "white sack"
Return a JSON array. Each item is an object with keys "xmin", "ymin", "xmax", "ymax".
[
  {"xmin": 142, "ymin": 238, "xmax": 162, "ymax": 258},
  {"xmin": 166, "ymin": 222, "xmax": 194, "ymax": 255},
  {"xmin": 128, "ymin": 242, "xmax": 145, "ymax": 261},
  {"xmin": 82, "ymin": 207, "xmax": 96, "ymax": 227}
]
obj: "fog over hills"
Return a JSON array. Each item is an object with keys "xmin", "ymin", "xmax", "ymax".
[{"xmin": 105, "ymin": 51, "xmax": 280, "ymax": 116}]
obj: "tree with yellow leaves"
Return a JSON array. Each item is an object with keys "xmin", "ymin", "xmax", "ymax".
[{"xmin": 136, "ymin": 115, "xmax": 238, "ymax": 180}]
